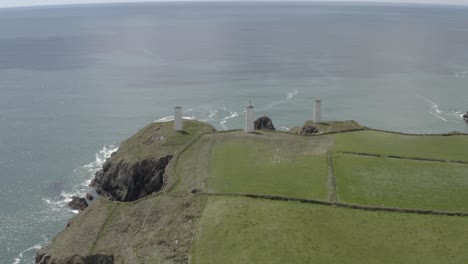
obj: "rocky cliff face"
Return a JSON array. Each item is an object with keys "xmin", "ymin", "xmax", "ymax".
[
  {"xmin": 254, "ymin": 116, "xmax": 275, "ymax": 130},
  {"xmin": 36, "ymin": 253, "xmax": 114, "ymax": 264},
  {"xmin": 91, "ymin": 155, "xmax": 173, "ymax": 202}
]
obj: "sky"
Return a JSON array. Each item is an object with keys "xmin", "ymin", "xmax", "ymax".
[{"xmin": 0, "ymin": 0, "xmax": 468, "ymax": 8}]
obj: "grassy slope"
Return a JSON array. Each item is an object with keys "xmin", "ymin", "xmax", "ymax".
[
  {"xmin": 332, "ymin": 130, "xmax": 468, "ymax": 161},
  {"xmin": 115, "ymin": 120, "xmax": 214, "ymax": 163},
  {"xmin": 170, "ymin": 134, "xmax": 213, "ymax": 193},
  {"xmin": 43, "ymin": 194, "xmax": 207, "ymax": 263},
  {"xmin": 40, "ymin": 121, "xmax": 214, "ymax": 263},
  {"xmin": 333, "ymin": 153, "xmax": 468, "ymax": 211},
  {"xmin": 193, "ymin": 196, "xmax": 468, "ymax": 264},
  {"xmin": 207, "ymin": 131, "xmax": 331, "ymax": 200}
]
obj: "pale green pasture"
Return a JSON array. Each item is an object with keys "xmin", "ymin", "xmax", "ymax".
[
  {"xmin": 208, "ymin": 132, "xmax": 330, "ymax": 200},
  {"xmin": 332, "ymin": 130, "xmax": 468, "ymax": 161},
  {"xmin": 193, "ymin": 196, "xmax": 468, "ymax": 264},
  {"xmin": 334, "ymin": 153, "xmax": 468, "ymax": 211}
]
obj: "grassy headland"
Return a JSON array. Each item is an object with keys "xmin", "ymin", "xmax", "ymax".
[{"xmin": 39, "ymin": 120, "xmax": 468, "ymax": 263}]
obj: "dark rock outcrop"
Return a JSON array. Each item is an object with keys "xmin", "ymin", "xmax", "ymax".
[
  {"xmin": 67, "ymin": 196, "xmax": 88, "ymax": 211},
  {"xmin": 463, "ymin": 112, "xmax": 468, "ymax": 122},
  {"xmin": 300, "ymin": 124, "xmax": 320, "ymax": 135},
  {"xmin": 86, "ymin": 193, "xmax": 94, "ymax": 201},
  {"xmin": 90, "ymin": 155, "xmax": 173, "ymax": 202},
  {"xmin": 36, "ymin": 252, "xmax": 114, "ymax": 264},
  {"xmin": 254, "ymin": 116, "xmax": 275, "ymax": 130}
]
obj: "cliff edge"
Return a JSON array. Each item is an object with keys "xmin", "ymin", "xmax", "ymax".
[{"xmin": 36, "ymin": 120, "xmax": 214, "ymax": 264}]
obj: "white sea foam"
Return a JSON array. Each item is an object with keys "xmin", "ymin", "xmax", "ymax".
[
  {"xmin": 286, "ymin": 89, "xmax": 299, "ymax": 100},
  {"xmin": 208, "ymin": 110, "xmax": 218, "ymax": 119},
  {"xmin": 200, "ymin": 109, "xmax": 218, "ymax": 122},
  {"xmin": 219, "ymin": 109, "xmax": 240, "ymax": 130},
  {"xmin": 421, "ymin": 97, "xmax": 449, "ymax": 122},
  {"xmin": 155, "ymin": 115, "xmax": 197, "ymax": 123},
  {"xmin": 43, "ymin": 144, "xmax": 118, "ymax": 213},
  {"xmin": 455, "ymin": 71, "xmax": 468, "ymax": 79},
  {"xmin": 421, "ymin": 97, "xmax": 467, "ymax": 123},
  {"xmin": 155, "ymin": 115, "xmax": 174, "ymax": 122},
  {"xmin": 266, "ymin": 89, "xmax": 299, "ymax": 109},
  {"xmin": 21, "ymin": 145, "xmax": 117, "ymax": 263},
  {"xmin": 12, "ymin": 236, "xmax": 48, "ymax": 264}
]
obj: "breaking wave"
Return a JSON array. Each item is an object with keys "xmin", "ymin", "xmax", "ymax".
[
  {"xmin": 421, "ymin": 97, "xmax": 465, "ymax": 123},
  {"xmin": 43, "ymin": 144, "xmax": 118, "ymax": 214},
  {"xmin": 12, "ymin": 236, "xmax": 49, "ymax": 264},
  {"xmin": 455, "ymin": 71, "xmax": 468, "ymax": 79},
  {"xmin": 265, "ymin": 89, "xmax": 299, "ymax": 109},
  {"xmin": 219, "ymin": 109, "xmax": 241, "ymax": 130}
]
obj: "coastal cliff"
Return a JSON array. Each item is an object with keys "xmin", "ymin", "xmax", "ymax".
[
  {"xmin": 36, "ymin": 120, "xmax": 214, "ymax": 264},
  {"xmin": 36, "ymin": 119, "xmax": 468, "ymax": 264}
]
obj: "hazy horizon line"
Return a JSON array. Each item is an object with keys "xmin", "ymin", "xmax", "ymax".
[{"xmin": 1, "ymin": 0, "xmax": 468, "ymax": 10}]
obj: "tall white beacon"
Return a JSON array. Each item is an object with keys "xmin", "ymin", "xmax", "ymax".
[
  {"xmin": 174, "ymin": 106, "xmax": 183, "ymax": 131},
  {"xmin": 245, "ymin": 101, "xmax": 255, "ymax": 133},
  {"xmin": 313, "ymin": 100, "xmax": 322, "ymax": 123}
]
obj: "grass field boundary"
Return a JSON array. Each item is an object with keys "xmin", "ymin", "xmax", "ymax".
[
  {"xmin": 317, "ymin": 128, "xmax": 367, "ymax": 135},
  {"xmin": 327, "ymin": 152, "xmax": 337, "ymax": 203},
  {"xmin": 367, "ymin": 128, "xmax": 468, "ymax": 137},
  {"xmin": 201, "ymin": 192, "xmax": 468, "ymax": 217},
  {"xmin": 164, "ymin": 132, "xmax": 212, "ymax": 193},
  {"xmin": 337, "ymin": 151, "xmax": 468, "ymax": 164}
]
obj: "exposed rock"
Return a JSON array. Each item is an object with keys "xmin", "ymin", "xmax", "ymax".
[
  {"xmin": 86, "ymin": 193, "xmax": 94, "ymax": 201},
  {"xmin": 254, "ymin": 116, "xmax": 275, "ymax": 130},
  {"xmin": 300, "ymin": 124, "xmax": 320, "ymax": 135},
  {"xmin": 291, "ymin": 120, "xmax": 363, "ymax": 135},
  {"xmin": 444, "ymin": 131, "xmax": 464, "ymax": 136},
  {"xmin": 67, "ymin": 196, "xmax": 88, "ymax": 211},
  {"xmin": 36, "ymin": 252, "xmax": 114, "ymax": 264},
  {"xmin": 90, "ymin": 155, "xmax": 173, "ymax": 202},
  {"xmin": 191, "ymin": 188, "xmax": 202, "ymax": 194},
  {"xmin": 463, "ymin": 112, "xmax": 468, "ymax": 122}
]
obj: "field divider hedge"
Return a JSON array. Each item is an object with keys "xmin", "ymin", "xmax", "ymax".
[
  {"xmin": 201, "ymin": 192, "xmax": 468, "ymax": 217},
  {"xmin": 336, "ymin": 151, "xmax": 468, "ymax": 165}
]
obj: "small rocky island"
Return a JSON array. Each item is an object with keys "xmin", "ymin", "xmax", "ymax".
[{"xmin": 463, "ymin": 111, "xmax": 468, "ymax": 123}]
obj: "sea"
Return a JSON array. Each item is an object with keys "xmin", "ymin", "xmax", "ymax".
[{"xmin": 1, "ymin": 2, "xmax": 468, "ymax": 263}]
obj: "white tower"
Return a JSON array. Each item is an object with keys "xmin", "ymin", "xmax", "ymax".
[
  {"xmin": 174, "ymin": 106, "xmax": 183, "ymax": 131},
  {"xmin": 313, "ymin": 100, "xmax": 322, "ymax": 123},
  {"xmin": 245, "ymin": 101, "xmax": 255, "ymax": 133}
]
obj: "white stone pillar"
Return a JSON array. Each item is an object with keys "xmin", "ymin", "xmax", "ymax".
[
  {"xmin": 313, "ymin": 100, "xmax": 322, "ymax": 123},
  {"xmin": 174, "ymin": 106, "xmax": 182, "ymax": 131},
  {"xmin": 245, "ymin": 102, "xmax": 255, "ymax": 133}
]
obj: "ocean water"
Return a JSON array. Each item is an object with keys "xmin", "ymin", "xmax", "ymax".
[{"xmin": 1, "ymin": 2, "xmax": 468, "ymax": 263}]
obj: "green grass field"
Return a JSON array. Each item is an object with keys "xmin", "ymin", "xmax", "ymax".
[
  {"xmin": 116, "ymin": 120, "xmax": 214, "ymax": 163},
  {"xmin": 333, "ymin": 153, "xmax": 468, "ymax": 211},
  {"xmin": 42, "ymin": 120, "xmax": 468, "ymax": 263},
  {"xmin": 193, "ymin": 196, "xmax": 468, "ymax": 264},
  {"xmin": 332, "ymin": 130, "xmax": 468, "ymax": 161},
  {"xmin": 170, "ymin": 134, "xmax": 213, "ymax": 193},
  {"xmin": 207, "ymin": 132, "xmax": 330, "ymax": 200}
]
